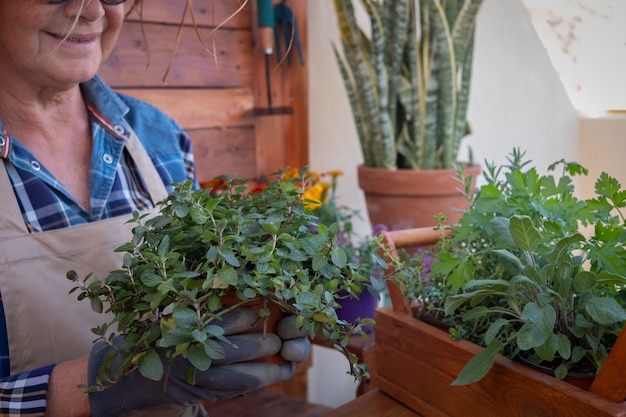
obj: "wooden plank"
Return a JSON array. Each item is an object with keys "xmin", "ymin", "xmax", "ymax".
[
  {"xmin": 203, "ymin": 387, "xmax": 331, "ymax": 417},
  {"xmin": 101, "ymin": 21, "xmax": 252, "ymax": 88},
  {"xmin": 189, "ymin": 127, "xmax": 256, "ymax": 184},
  {"xmin": 380, "ymin": 228, "xmax": 451, "ymax": 315},
  {"xmin": 375, "ymin": 308, "xmax": 626, "ymax": 417},
  {"xmin": 590, "ymin": 326, "xmax": 626, "ymax": 401},
  {"xmin": 126, "ymin": 0, "xmax": 251, "ymax": 29},
  {"xmin": 114, "ymin": 88, "xmax": 254, "ymax": 130},
  {"xmin": 382, "ymin": 227, "xmax": 448, "ymax": 249},
  {"xmin": 271, "ymin": 0, "xmax": 308, "ymax": 171},
  {"xmin": 254, "ymin": 115, "xmax": 291, "ymax": 178},
  {"xmin": 249, "ymin": 0, "xmax": 308, "ymax": 175},
  {"xmin": 323, "ymin": 389, "xmax": 422, "ymax": 417}
]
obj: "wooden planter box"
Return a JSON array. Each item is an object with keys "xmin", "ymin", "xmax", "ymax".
[
  {"xmin": 377, "ymin": 226, "xmax": 626, "ymax": 417},
  {"xmin": 375, "ymin": 307, "xmax": 626, "ymax": 417}
]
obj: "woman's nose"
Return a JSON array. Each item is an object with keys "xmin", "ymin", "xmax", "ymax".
[{"xmin": 63, "ymin": 0, "xmax": 106, "ymax": 22}]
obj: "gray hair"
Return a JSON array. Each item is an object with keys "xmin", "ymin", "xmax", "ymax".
[{"xmin": 48, "ymin": 0, "xmax": 88, "ymax": 56}]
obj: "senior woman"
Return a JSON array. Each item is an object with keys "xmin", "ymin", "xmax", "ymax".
[{"xmin": 0, "ymin": 1, "xmax": 309, "ymax": 416}]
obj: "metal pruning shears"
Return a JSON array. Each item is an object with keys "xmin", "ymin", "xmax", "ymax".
[{"xmin": 273, "ymin": 1, "xmax": 304, "ymax": 66}]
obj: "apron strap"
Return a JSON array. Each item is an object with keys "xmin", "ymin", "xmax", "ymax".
[
  {"xmin": 124, "ymin": 127, "xmax": 169, "ymax": 204},
  {"xmin": 0, "ymin": 128, "xmax": 169, "ymax": 237},
  {"xmin": 0, "ymin": 163, "xmax": 28, "ymax": 235}
]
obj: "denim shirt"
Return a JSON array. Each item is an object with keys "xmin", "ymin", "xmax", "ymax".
[
  {"xmin": 0, "ymin": 75, "xmax": 197, "ymax": 412},
  {"xmin": 1, "ymin": 75, "xmax": 196, "ymax": 232}
]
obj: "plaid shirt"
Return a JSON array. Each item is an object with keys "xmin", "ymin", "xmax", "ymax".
[
  {"xmin": 0, "ymin": 75, "xmax": 196, "ymax": 415},
  {"xmin": 0, "ymin": 366, "xmax": 53, "ymax": 416}
]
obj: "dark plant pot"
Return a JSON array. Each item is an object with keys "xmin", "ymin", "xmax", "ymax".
[
  {"xmin": 336, "ymin": 290, "xmax": 378, "ymax": 333},
  {"xmin": 517, "ymin": 353, "xmax": 596, "ymax": 391},
  {"xmin": 416, "ymin": 305, "xmax": 453, "ymax": 332}
]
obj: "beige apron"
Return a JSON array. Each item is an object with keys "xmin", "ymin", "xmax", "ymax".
[{"xmin": 0, "ymin": 131, "xmax": 207, "ymax": 417}]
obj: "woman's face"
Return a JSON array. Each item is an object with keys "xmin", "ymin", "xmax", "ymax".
[{"xmin": 0, "ymin": 0, "xmax": 126, "ymax": 88}]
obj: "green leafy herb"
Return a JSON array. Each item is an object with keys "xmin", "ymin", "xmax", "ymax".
[
  {"xmin": 70, "ymin": 168, "xmax": 379, "ymax": 389},
  {"xmin": 427, "ymin": 149, "xmax": 626, "ymax": 385}
]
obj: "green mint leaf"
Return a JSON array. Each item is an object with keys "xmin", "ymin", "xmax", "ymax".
[{"xmin": 138, "ymin": 349, "xmax": 164, "ymax": 381}]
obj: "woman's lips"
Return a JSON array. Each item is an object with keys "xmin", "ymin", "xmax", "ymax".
[{"xmin": 48, "ymin": 32, "xmax": 99, "ymax": 43}]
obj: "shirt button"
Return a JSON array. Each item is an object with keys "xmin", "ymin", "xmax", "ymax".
[
  {"xmin": 31, "ymin": 161, "xmax": 41, "ymax": 171},
  {"xmin": 103, "ymin": 154, "xmax": 113, "ymax": 164},
  {"xmin": 113, "ymin": 125, "xmax": 125, "ymax": 136}
]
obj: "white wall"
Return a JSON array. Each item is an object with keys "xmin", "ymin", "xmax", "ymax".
[
  {"xmin": 306, "ymin": 0, "xmax": 582, "ymax": 408},
  {"xmin": 521, "ymin": 0, "xmax": 626, "ymax": 114},
  {"xmin": 467, "ymin": 0, "xmax": 579, "ymax": 173},
  {"xmin": 578, "ymin": 115, "xmax": 626, "ymax": 201}
]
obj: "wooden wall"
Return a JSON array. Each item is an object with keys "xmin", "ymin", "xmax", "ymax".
[{"xmin": 99, "ymin": 0, "xmax": 308, "ymax": 184}]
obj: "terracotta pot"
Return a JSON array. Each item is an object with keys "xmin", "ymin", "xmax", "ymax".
[{"xmin": 357, "ymin": 164, "xmax": 482, "ymax": 230}]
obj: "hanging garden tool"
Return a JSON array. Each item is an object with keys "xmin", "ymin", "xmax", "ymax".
[
  {"xmin": 245, "ymin": 0, "xmax": 294, "ymax": 116},
  {"xmin": 274, "ymin": 1, "xmax": 304, "ymax": 67}
]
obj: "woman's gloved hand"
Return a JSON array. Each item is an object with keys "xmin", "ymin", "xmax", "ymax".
[{"xmin": 87, "ymin": 308, "xmax": 312, "ymax": 417}]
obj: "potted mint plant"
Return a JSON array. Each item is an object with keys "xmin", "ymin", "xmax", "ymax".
[{"xmin": 69, "ymin": 168, "xmax": 377, "ymax": 389}]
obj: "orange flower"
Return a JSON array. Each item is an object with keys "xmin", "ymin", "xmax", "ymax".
[
  {"xmin": 283, "ymin": 168, "xmax": 301, "ymax": 180},
  {"xmin": 200, "ymin": 178, "xmax": 228, "ymax": 194},
  {"xmin": 306, "ymin": 171, "xmax": 322, "ymax": 184}
]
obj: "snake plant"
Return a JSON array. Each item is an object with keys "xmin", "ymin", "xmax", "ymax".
[{"xmin": 333, "ymin": 0, "xmax": 483, "ymax": 170}]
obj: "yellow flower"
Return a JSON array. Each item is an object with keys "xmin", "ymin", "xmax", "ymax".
[
  {"xmin": 303, "ymin": 183, "xmax": 327, "ymax": 209},
  {"xmin": 282, "ymin": 168, "xmax": 340, "ymax": 210}
]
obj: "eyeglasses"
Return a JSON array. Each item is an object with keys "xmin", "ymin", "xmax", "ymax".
[{"xmin": 44, "ymin": 0, "xmax": 128, "ymax": 5}]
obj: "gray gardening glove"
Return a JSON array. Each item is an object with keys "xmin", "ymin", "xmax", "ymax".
[{"xmin": 88, "ymin": 308, "xmax": 311, "ymax": 417}]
